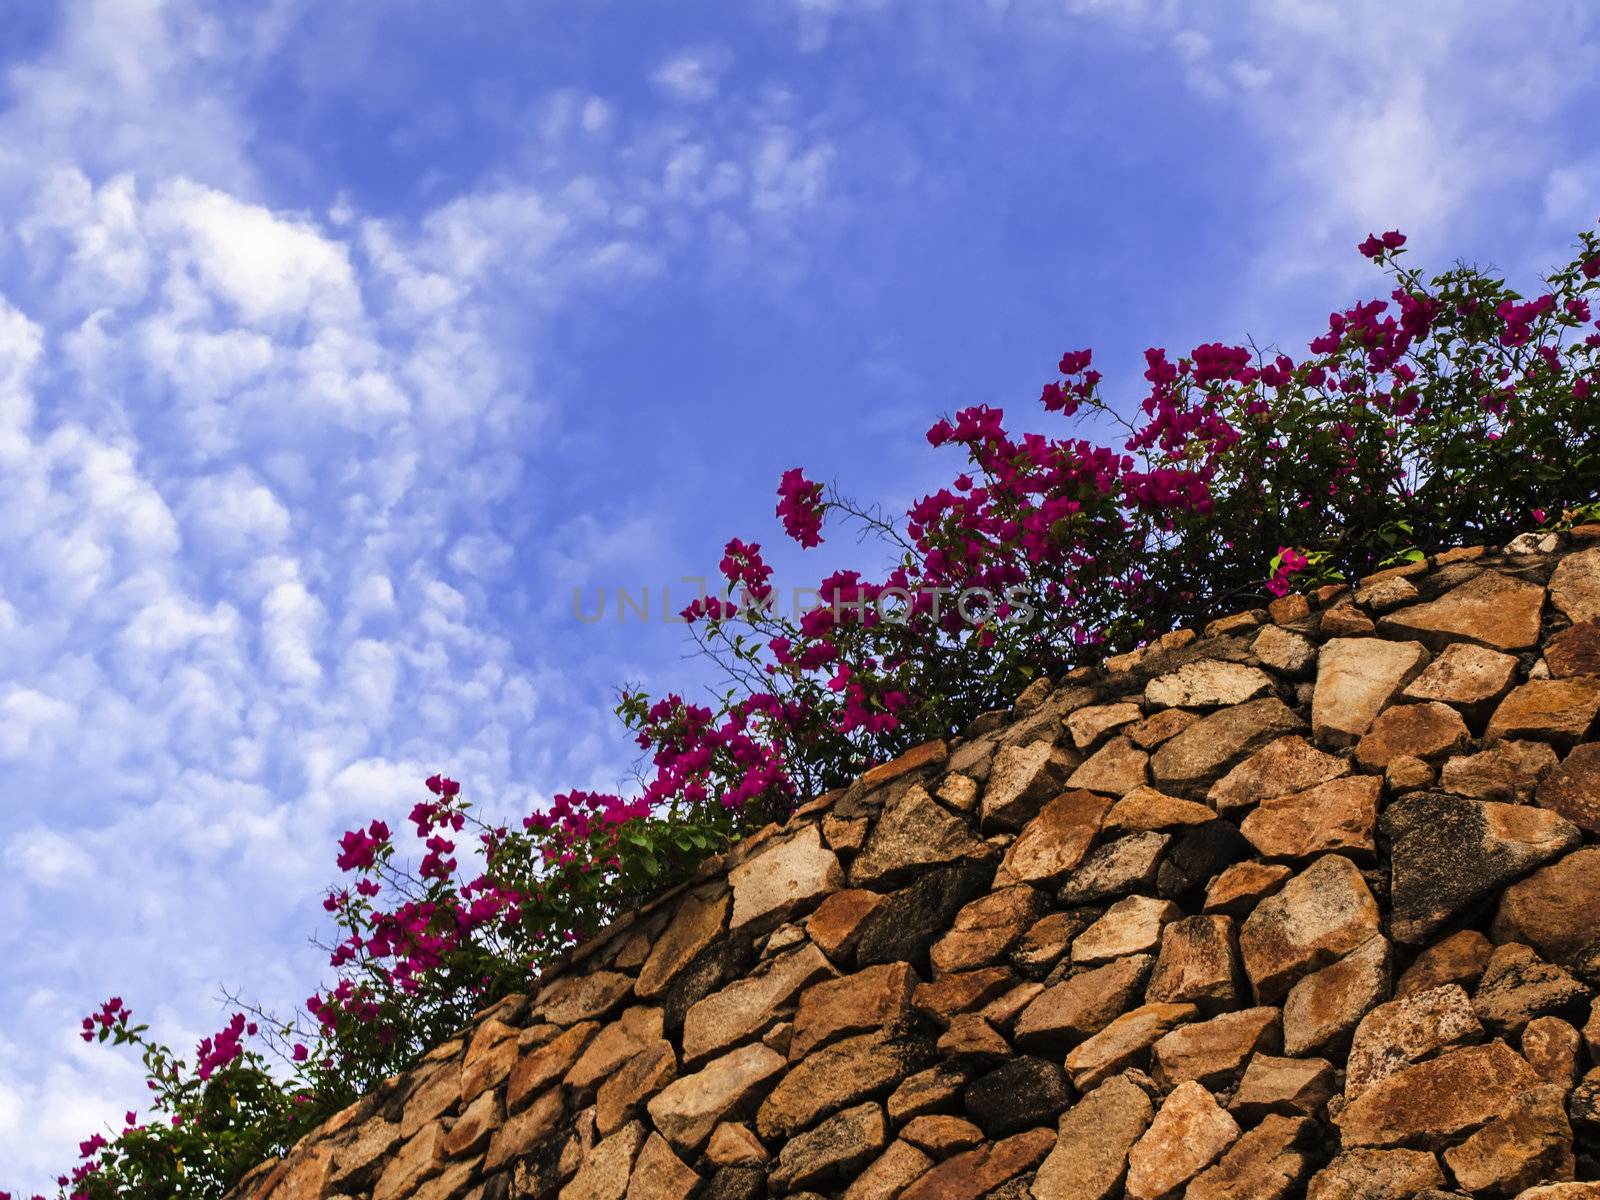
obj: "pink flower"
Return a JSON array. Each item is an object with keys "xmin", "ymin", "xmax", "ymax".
[{"xmin": 776, "ymin": 469, "xmax": 825, "ymax": 548}]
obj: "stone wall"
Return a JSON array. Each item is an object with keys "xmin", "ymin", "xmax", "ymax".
[{"xmin": 228, "ymin": 531, "xmax": 1600, "ymax": 1200}]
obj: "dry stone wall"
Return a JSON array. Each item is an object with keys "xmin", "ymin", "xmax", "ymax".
[{"xmin": 229, "ymin": 531, "xmax": 1600, "ymax": 1200}]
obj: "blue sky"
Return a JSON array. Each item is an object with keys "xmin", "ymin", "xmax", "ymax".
[{"xmin": 0, "ymin": 0, "xmax": 1596, "ymax": 1188}]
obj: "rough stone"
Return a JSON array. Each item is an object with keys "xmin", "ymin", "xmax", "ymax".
[
  {"xmin": 936, "ymin": 772, "xmax": 979, "ymax": 813},
  {"xmin": 1396, "ymin": 930, "xmax": 1495, "ymax": 998},
  {"xmin": 1229, "ymin": 1053, "xmax": 1337, "ymax": 1121},
  {"xmin": 635, "ymin": 887, "xmax": 730, "ymax": 1001},
  {"xmin": 849, "ymin": 784, "xmax": 988, "ymax": 887},
  {"xmin": 964, "ymin": 1055, "xmax": 1071, "ymax": 1137},
  {"xmin": 1546, "ymin": 620, "xmax": 1600, "ymax": 678},
  {"xmin": 1155, "ymin": 820, "xmax": 1254, "ymax": 902},
  {"xmin": 1000, "ymin": 789, "xmax": 1113, "ymax": 885},
  {"xmin": 1071, "ymin": 895, "xmax": 1182, "ymax": 965},
  {"xmin": 1124, "ymin": 1080, "xmax": 1240, "ymax": 1200},
  {"xmin": 1031, "ymin": 1073, "xmax": 1154, "ymax": 1200},
  {"xmin": 1550, "ymin": 545, "xmax": 1600, "ymax": 621},
  {"xmin": 1057, "ymin": 832, "xmax": 1168, "ymax": 904},
  {"xmin": 755, "ymin": 1026, "xmax": 932, "ymax": 1140},
  {"xmin": 729, "ymin": 826, "xmax": 843, "ymax": 933},
  {"xmin": 1238, "ymin": 854, "xmax": 1382, "ymax": 1002},
  {"xmin": 1537, "ymin": 744, "xmax": 1600, "ymax": 834},
  {"xmin": 1344, "ymin": 984, "xmax": 1484, "ymax": 1099},
  {"xmin": 787, "ymin": 961, "xmax": 916, "ymax": 1061},
  {"xmin": 1011, "ymin": 909, "xmax": 1097, "ymax": 978},
  {"xmin": 441, "ymin": 1087, "xmax": 500, "ymax": 1157},
  {"xmin": 1145, "ymin": 660, "xmax": 1275, "ymax": 708},
  {"xmin": 1150, "ymin": 698, "xmax": 1305, "ymax": 790},
  {"xmin": 1281, "ymin": 935, "xmax": 1392, "ymax": 1056},
  {"xmin": 1442, "ymin": 740, "xmax": 1561, "ymax": 802},
  {"xmin": 886, "ymin": 1064, "xmax": 968, "ymax": 1124},
  {"xmin": 533, "ymin": 970, "xmax": 634, "ymax": 1029},
  {"xmin": 459, "ymin": 1018, "xmax": 520, "ymax": 1103},
  {"xmin": 597, "ymin": 1040, "xmax": 679, "ymax": 1135},
  {"xmin": 1203, "ymin": 861, "xmax": 1291, "ymax": 916},
  {"xmin": 1493, "ymin": 848, "xmax": 1600, "ymax": 962},
  {"xmin": 1185, "ymin": 1113, "xmax": 1317, "ymax": 1200},
  {"xmin": 1012, "ymin": 955, "xmax": 1155, "ymax": 1053},
  {"xmin": 625, "ymin": 1132, "xmax": 700, "ymax": 1200},
  {"xmin": 854, "ymin": 861, "xmax": 993, "ymax": 968},
  {"xmin": 1486, "ymin": 678, "xmax": 1600, "ymax": 749},
  {"xmin": 1402, "ymin": 642, "xmax": 1519, "ymax": 709},
  {"xmin": 484, "ymin": 1089, "xmax": 564, "ymax": 1172},
  {"xmin": 860, "ymin": 740, "xmax": 948, "ymax": 792},
  {"xmin": 805, "ymin": 889, "xmax": 884, "ymax": 960},
  {"xmin": 682, "ymin": 943, "xmax": 835, "ymax": 1064},
  {"xmin": 1241, "ymin": 774, "xmax": 1381, "ymax": 861},
  {"xmin": 1385, "ymin": 754, "xmax": 1436, "ymax": 792},
  {"xmin": 930, "ymin": 886, "xmax": 1047, "ymax": 975},
  {"xmin": 563, "ymin": 1120, "xmax": 647, "ymax": 1200},
  {"xmin": 1522, "ymin": 1016, "xmax": 1581, "ymax": 1086},
  {"xmin": 982, "ymin": 741, "xmax": 1075, "ymax": 830},
  {"xmin": 1252, "ymin": 624, "xmax": 1318, "ymax": 676},
  {"xmin": 1150, "ymin": 1006, "xmax": 1281, "ymax": 1090},
  {"xmin": 1378, "ymin": 569, "xmax": 1546, "ymax": 650},
  {"xmin": 1334, "ymin": 1040, "xmax": 1543, "ymax": 1148},
  {"xmin": 1303, "ymin": 1149, "xmax": 1445, "ymax": 1200},
  {"xmin": 1144, "ymin": 914, "xmax": 1241, "ymax": 1009},
  {"xmin": 1065, "ymin": 702, "xmax": 1142, "ymax": 751},
  {"xmin": 840, "ymin": 1141, "xmax": 933, "ymax": 1200},
  {"xmin": 1442, "ymin": 1083, "xmax": 1575, "ymax": 1197},
  {"xmin": 1066, "ymin": 735, "xmax": 1150, "ymax": 795},
  {"xmin": 898, "ymin": 1128, "xmax": 1056, "ymax": 1200},
  {"xmin": 1127, "ymin": 707, "xmax": 1200, "ymax": 749},
  {"xmin": 645, "ymin": 1043, "xmax": 786, "ymax": 1155},
  {"xmin": 567, "ymin": 1007, "xmax": 666, "ymax": 1091},
  {"xmin": 768, "ymin": 1102, "xmax": 887, "ymax": 1193},
  {"xmin": 1383, "ymin": 793, "xmax": 1580, "ymax": 945},
  {"xmin": 509, "ymin": 1022, "xmax": 599, "ymax": 1111},
  {"xmin": 1066, "ymin": 1002, "xmax": 1199, "ymax": 1091},
  {"xmin": 911, "ymin": 965, "xmax": 1015, "ymax": 1024},
  {"xmin": 1472, "ymin": 943, "xmax": 1592, "ymax": 1036},
  {"xmin": 1208, "ymin": 734, "xmax": 1351, "ymax": 816},
  {"xmin": 373, "ymin": 1126, "xmax": 446, "ymax": 1200},
  {"xmin": 1311, "ymin": 638, "xmax": 1429, "ymax": 747},
  {"xmin": 898, "ymin": 1114, "xmax": 984, "ymax": 1158},
  {"xmin": 1103, "ymin": 786, "xmax": 1215, "ymax": 832},
  {"xmin": 1355, "ymin": 702, "xmax": 1470, "ymax": 769},
  {"xmin": 935, "ymin": 1013, "xmax": 1011, "ymax": 1063},
  {"xmin": 706, "ymin": 1122, "xmax": 766, "ymax": 1167}
]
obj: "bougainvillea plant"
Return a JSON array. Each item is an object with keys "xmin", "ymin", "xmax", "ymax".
[{"xmin": 40, "ymin": 225, "xmax": 1600, "ymax": 1198}]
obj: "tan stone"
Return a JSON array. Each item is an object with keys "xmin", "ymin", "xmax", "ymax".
[
  {"xmin": 681, "ymin": 942, "xmax": 835, "ymax": 1063},
  {"xmin": 1354, "ymin": 702, "xmax": 1470, "ymax": 769},
  {"xmin": 1229, "ymin": 1053, "xmax": 1336, "ymax": 1121},
  {"xmin": 1334, "ymin": 1040, "xmax": 1543, "ymax": 1148},
  {"xmin": 329, "ymin": 1118, "xmax": 401, "ymax": 1189},
  {"xmin": 567, "ymin": 1006, "xmax": 665, "ymax": 1090},
  {"xmin": 1013, "ymin": 955, "xmax": 1155, "ymax": 1052},
  {"xmin": 755, "ymin": 1027, "xmax": 930, "ymax": 1139},
  {"xmin": 1032, "ymin": 1073, "xmax": 1154, "ymax": 1200},
  {"xmin": 1442, "ymin": 740, "xmax": 1560, "ymax": 801},
  {"xmin": 1281, "ymin": 935, "xmax": 1391, "ymax": 1056},
  {"xmin": 1486, "ymin": 678, "xmax": 1600, "ymax": 748},
  {"xmin": 1395, "ymin": 929, "xmax": 1495, "ymax": 998},
  {"xmin": 1125, "ymin": 710, "xmax": 1198, "ymax": 752},
  {"xmin": 1358, "ymin": 573, "xmax": 1420, "ymax": 611},
  {"xmin": 1144, "ymin": 914, "xmax": 1241, "ymax": 1008},
  {"xmin": 1065, "ymin": 702, "xmax": 1142, "ymax": 750},
  {"xmin": 822, "ymin": 813, "xmax": 868, "ymax": 853},
  {"xmin": 1238, "ymin": 854, "xmax": 1382, "ymax": 1002},
  {"xmin": 999, "ymin": 789, "xmax": 1113, "ymax": 885},
  {"xmin": 911, "ymin": 966, "xmax": 1014, "ymax": 1024},
  {"xmin": 1011, "ymin": 909, "xmax": 1096, "ymax": 975},
  {"xmin": 1320, "ymin": 599, "xmax": 1376, "ymax": 636},
  {"xmin": 1240, "ymin": 774, "xmax": 1381, "ymax": 860},
  {"xmin": 841, "ymin": 1140, "xmax": 934, "ymax": 1200},
  {"xmin": 1384, "ymin": 754, "xmax": 1435, "ymax": 791},
  {"xmin": 411, "ymin": 1159, "xmax": 477, "ymax": 1200},
  {"xmin": 1202, "ymin": 861, "xmax": 1291, "ymax": 916},
  {"xmin": 929, "ymin": 885, "xmax": 1047, "ymax": 974},
  {"xmin": 1472, "ymin": 943, "xmax": 1591, "ymax": 1037},
  {"xmin": 373, "ymin": 1125, "xmax": 446, "ymax": 1200},
  {"xmin": 635, "ymin": 886, "xmax": 729, "ymax": 999},
  {"xmin": 1071, "ymin": 895, "xmax": 1182, "ymax": 965},
  {"xmin": 1493, "ymin": 847, "xmax": 1600, "ymax": 963},
  {"xmin": 400, "ymin": 1060, "xmax": 463, "ymax": 1139},
  {"xmin": 1512, "ymin": 1185, "xmax": 1600, "ymax": 1199},
  {"xmin": 1145, "ymin": 660, "xmax": 1274, "ymax": 708},
  {"xmin": 705, "ymin": 1121, "xmax": 766, "ymax": 1166},
  {"xmin": 1252, "ymin": 624, "xmax": 1317, "ymax": 675},
  {"xmin": 1208, "ymin": 734, "xmax": 1351, "ymax": 815},
  {"xmin": 1066, "ymin": 735, "xmax": 1150, "ymax": 795},
  {"xmin": 1537, "ymin": 743, "xmax": 1600, "ymax": 833},
  {"xmin": 936, "ymin": 1012, "xmax": 1011, "ymax": 1063},
  {"xmin": 1402, "ymin": 641, "xmax": 1519, "ymax": 707},
  {"xmin": 1150, "ymin": 1006, "xmax": 1281, "ymax": 1090},
  {"xmin": 596, "ymin": 1040, "xmax": 678, "ymax": 1135},
  {"xmin": 645, "ymin": 1042, "xmax": 785, "ymax": 1154},
  {"xmin": 898, "ymin": 1127, "xmax": 1056, "ymax": 1200},
  {"xmin": 624, "ymin": 1132, "xmax": 700, "ymax": 1200},
  {"xmin": 1304, "ymin": 1149, "xmax": 1444, "ymax": 1200},
  {"xmin": 729, "ymin": 824, "xmax": 842, "ymax": 932},
  {"xmin": 441, "ymin": 1086, "xmax": 500, "ymax": 1157},
  {"xmin": 1345, "ymin": 984, "xmax": 1484, "ymax": 1099},
  {"xmin": 1269, "ymin": 592, "xmax": 1313, "ymax": 624},
  {"xmin": 1379, "ymin": 568, "xmax": 1546, "ymax": 650},
  {"xmin": 563, "ymin": 1119, "xmax": 646, "ymax": 1200},
  {"xmin": 1066, "ymin": 1002, "xmax": 1199, "ymax": 1090},
  {"xmin": 1150, "ymin": 698, "xmax": 1305, "ymax": 789},
  {"xmin": 1103, "ymin": 785, "xmax": 1215, "ymax": 832},
  {"xmin": 805, "ymin": 888, "xmax": 884, "ymax": 959},
  {"xmin": 849, "ymin": 783, "xmax": 988, "ymax": 886},
  {"xmin": 1311, "ymin": 638, "xmax": 1429, "ymax": 746},
  {"xmin": 935, "ymin": 772, "xmax": 979, "ymax": 812},
  {"xmin": 886, "ymin": 1065, "xmax": 967, "ymax": 1124},
  {"xmin": 1124, "ymin": 1080, "xmax": 1240, "ymax": 1200},
  {"xmin": 790, "ymin": 961, "xmax": 917, "ymax": 1060},
  {"xmin": 898, "ymin": 1114, "xmax": 983, "ymax": 1158},
  {"xmin": 1522, "ymin": 1016, "xmax": 1581, "ymax": 1086},
  {"xmin": 769, "ymin": 1102, "xmax": 888, "ymax": 1192},
  {"xmin": 1546, "ymin": 620, "xmax": 1600, "ymax": 678},
  {"xmin": 1186, "ymin": 1113, "xmax": 1316, "ymax": 1200},
  {"xmin": 509, "ymin": 1022, "xmax": 599, "ymax": 1111},
  {"xmin": 1443, "ymin": 1083, "xmax": 1576, "ymax": 1197},
  {"xmin": 1057, "ymin": 831, "xmax": 1169, "ymax": 905},
  {"xmin": 861, "ymin": 739, "xmax": 948, "ymax": 791},
  {"xmin": 1550, "ymin": 544, "xmax": 1600, "ymax": 621},
  {"xmin": 459, "ymin": 1017, "xmax": 519, "ymax": 1102},
  {"xmin": 485, "ymin": 1088, "xmax": 564, "ymax": 1172},
  {"xmin": 983, "ymin": 740, "xmax": 1076, "ymax": 830}
]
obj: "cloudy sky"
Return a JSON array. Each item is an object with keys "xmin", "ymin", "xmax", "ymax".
[{"xmin": 1, "ymin": 0, "xmax": 1596, "ymax": 1189}]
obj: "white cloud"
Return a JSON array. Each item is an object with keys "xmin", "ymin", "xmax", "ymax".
[{"xmin": 651, "ymin": 51, "xmax": 724, "ymax": 103}]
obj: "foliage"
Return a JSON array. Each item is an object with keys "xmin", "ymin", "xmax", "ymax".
[{"xmin": 38, "ymin": 226, "xmax": 1600, "ymax": 1198}]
